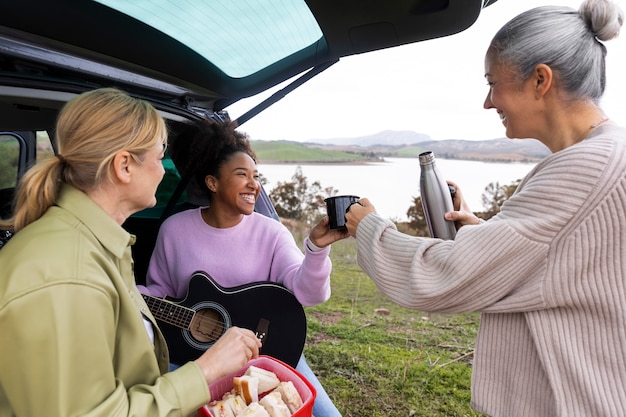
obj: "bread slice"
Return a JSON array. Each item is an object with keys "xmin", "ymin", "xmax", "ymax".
[
  {"xmin": 244, "ymin": 366, "xmax": 281, "ymax": 394},
  {"xmin": 223, "ymin": 394, "xmax": 247, "ymax": 416},
  {"xmin": 273, "ymin": 381, "xmax": 302, "ymax": 414},
  {"xmin": 236, "ymin": 401, "xmax": 270, "ymax": 417},
  {"xmin": 206, "ymin": 400, "xmax": 236, "ymax": 417},
  {"xmin": 259, "ymin": 392, "xmax": 291, "ymax": 417},
  {"xmin": 233, "ymin": 375, "xmax": 259, "ymax": 405}
]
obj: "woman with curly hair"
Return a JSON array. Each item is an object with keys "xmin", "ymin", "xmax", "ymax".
[{"xmin": 142, "ymin": 119, "xmax": 348, "ymax": 417}]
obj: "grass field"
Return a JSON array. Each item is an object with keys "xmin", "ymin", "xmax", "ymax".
[
  {"xmin": 251, "ymin": 140, "xmax": 373, "ymax": 163},
  {"xmin": 295, "ymin": 233, "xmax": 486, "ymax": 417}
]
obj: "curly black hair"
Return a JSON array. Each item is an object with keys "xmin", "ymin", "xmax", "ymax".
[{"xmin": 169, "ymin": 119, "xmax": 257, "ymax": 192}]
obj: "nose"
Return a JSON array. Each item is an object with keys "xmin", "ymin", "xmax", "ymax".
[
  {"xmin": 483, "ymin": 91, "xmax": 493, "ymax": 110},
  {"xmin": 158, "ymin": 161, "xmax": 166, "ymax": 180},
  {"xmin": 248, "ymin": 175, "xmax": 259, "ymax": 189}
]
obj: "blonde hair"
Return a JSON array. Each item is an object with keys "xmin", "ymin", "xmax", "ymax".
[{"xmin": 2, "ymin": 88, "xmax": 167, "ymax": 232}]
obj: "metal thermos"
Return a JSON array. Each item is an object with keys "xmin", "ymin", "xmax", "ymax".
[{"xmin": 419, "ymin": 151, "xmax": 456, "ymax": 240}]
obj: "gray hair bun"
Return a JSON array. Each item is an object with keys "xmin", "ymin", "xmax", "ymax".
[{"xmin": 579, "ymin": 0, "xmax": 624, "ymax": 41}]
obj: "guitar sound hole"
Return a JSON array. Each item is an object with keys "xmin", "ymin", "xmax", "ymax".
[{"xmin": 189, "ymin": 308, "xmax": 225, "ymax": 343}]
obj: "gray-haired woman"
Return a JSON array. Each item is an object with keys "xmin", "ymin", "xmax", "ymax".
[{"xmin": 346, "ymin": 0, "xmax": 626, "ymax": 416}]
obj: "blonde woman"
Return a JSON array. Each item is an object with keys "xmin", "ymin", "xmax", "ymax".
[{"xmin": 0, "ymin": 88, "xmax": 260, "ymax": 417}]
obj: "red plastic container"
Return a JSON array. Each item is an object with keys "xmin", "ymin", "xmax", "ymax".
[{"xmin": 196, "ymin": 355, "xmax": 316, "ymax": 417}]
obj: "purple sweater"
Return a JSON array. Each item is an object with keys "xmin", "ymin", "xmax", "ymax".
[{"xmin": 142, "ymin": 209, "xmax": 331, "ymax": 306}]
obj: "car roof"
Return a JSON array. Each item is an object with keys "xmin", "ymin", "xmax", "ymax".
[{"xmin": 0, "ymin": 0, "xmax": 497, "ymax": 125}]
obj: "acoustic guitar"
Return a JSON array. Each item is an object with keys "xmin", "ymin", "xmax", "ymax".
[{"xmin": 142, "ymin": 271, "xmax": 307, "ymax": 367}]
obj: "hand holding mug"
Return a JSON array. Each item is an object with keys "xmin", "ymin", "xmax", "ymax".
[
  {"xmin": 345, "ymin": 198, "xmax": 376, "ymax": 237},
  {"xmin": 309, "ymin": 215, "xmax": 350, "ymax": 248},
  {"xmin": 324, "ymin": 195, "xmax": 360, "ymax": 230}
]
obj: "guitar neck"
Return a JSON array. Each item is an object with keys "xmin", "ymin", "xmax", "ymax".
[{"xmin": 142, "ymin": 294, "xmax": 195, "ymax": 330}]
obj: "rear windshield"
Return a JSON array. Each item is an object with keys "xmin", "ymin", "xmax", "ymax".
[{"xmin": 93, "ymin": 0, "xmax": 323, "ymax": 78}]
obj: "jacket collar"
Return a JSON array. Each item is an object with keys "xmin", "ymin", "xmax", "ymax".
[{"xmin": 55, "ymin": 184, "xmax": 134, "ymax": 259}]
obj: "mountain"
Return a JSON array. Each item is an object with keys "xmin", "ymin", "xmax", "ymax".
[
  {"xmin": 411, "ymin": 138, "xmax": 550, "ymax": 162},
  {"xmin": 310, "ymin": 130, "xmax": 431, "ymax": 146}
]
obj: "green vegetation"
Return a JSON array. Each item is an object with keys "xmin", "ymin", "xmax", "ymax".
[
  {"xmin": 287, "ymin": 230, "xmax": 486, "ymax": 417},
  {"xmin": 0, "ymin": 136, "xmax": 21, "ymax": 188},
  {"xmin": 393, "ymin": 145, "xmax": 429, "ymax": 158},
  {"xmin": 269, "ymin": 166, "xmax": 337, "ymax": 224},
  {"xmin": 251, "ymin": 141, "xmax": 373, "ymax": 163}
]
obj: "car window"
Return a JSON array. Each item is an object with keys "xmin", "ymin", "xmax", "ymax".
[
  {"xmin": 93, "ymin": 0, "xmax": 323, "ymax": 78},
  {"xmin": 36, "ymin": 131, "xmax": 54, "ymax": 162},
  {"xmin": 0, "ymin": 131, "xmax": 53, "ymax": 217},
  {"xmin": 0, "ymin": 130, "xmax": 53, "ymax": 187},
  {"xmin": 0, "ymin": 134, "xmax": 20, "ymax": 189},
  {"xmin": 0, "ymin": 131, "xmax": 55, "ymax": 184},
  {"xmin": 132, "ymin": 152, "xmax": 186, "ymax": 219}
]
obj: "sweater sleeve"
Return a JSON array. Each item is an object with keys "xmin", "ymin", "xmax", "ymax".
[
  {"xmin": 355, "ymin": 213, "xmax": 548, "ymax": 313},
  {"xmin": 267, "ymin": 226, "xmax": 332, "ymax": 307}
]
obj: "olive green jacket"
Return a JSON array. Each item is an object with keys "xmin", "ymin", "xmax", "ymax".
[{"xmin": 0, "ymin": 185, "xmax": 210, "ymax": 417}]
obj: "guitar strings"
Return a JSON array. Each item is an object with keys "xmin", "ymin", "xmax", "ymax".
[
  {"xmin": 145, "ymin": 297, "xmax": 226, "ymax": 330},
  {"xmin": 144, "ymin": 295, "xmax": 263, "ymax": 345}
]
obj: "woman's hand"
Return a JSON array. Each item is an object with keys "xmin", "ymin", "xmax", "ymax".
[
  {"xmin": 309, "ymin": 216, "xmax": 350, "ymax": 248},
  {"xmin": 445, "ymin": 181, "xmax": 482, "ymax": 228},
  {"xmin": 345, "ymin": 198, "xmax": 376, "ymax": 237},
  {"xmin": 194, "ymin": 326, "xmax": 261, "ymax": 384}
]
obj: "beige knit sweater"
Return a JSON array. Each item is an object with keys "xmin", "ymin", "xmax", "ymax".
[{"xmin": 355, "ymin": 124, "xmax": 626, "ymax": 417}]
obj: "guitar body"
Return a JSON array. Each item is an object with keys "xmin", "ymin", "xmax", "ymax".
[{"xmin": 144, "ymin": 271, "xmax": 307, "ymax": 368}]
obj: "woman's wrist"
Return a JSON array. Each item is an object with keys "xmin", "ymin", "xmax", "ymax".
[{"xmin": 306, "ymin": 236, "xmax": 324, "ymax": 252}]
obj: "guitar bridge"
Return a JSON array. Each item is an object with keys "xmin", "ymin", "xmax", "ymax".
[{"xmin": 255, "ymin": 318, "xmax": 270, "ymax": 347}]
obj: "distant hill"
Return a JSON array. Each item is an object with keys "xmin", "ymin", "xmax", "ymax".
[
  {"xmin": 251, "ymin": 140, "xmax": 376, "ymax": 164},
  {"xmin": 311, "ymin": 130, "xmax": 431, "ymax": 146},
  {"xmin": 252, "ymin": 130, "xmax": 551, "ymax": 164},
  {"xmin": 391, "ymin": 138, "xmax": 549, "ymax": 162}
]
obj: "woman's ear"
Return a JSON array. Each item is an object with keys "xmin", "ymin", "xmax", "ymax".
[
  {"xmin": 205, "ymin": 175, "xmax": 217, "ymax": 193},
  {"xmin": 533, "ymin": 63, "xmax": 553, "ymax": 99},
  {"xmin": 112, "ymin": 151, "xmax": 132, "ymax": 184}
]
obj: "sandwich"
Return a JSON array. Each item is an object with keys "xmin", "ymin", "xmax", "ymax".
[
  {"xmin": 273, "ymin": 381, "xmax": 302, "ymax": 414},
  {"xmin": 233, "ymin": 375, "xmax": 259, "ymax": 405},
  {"xmin": 245, "ymin": 366, "xmax": 281, "ymax": 393},
  {"xmin": 236, "ymin": 402, "xmax": 270, "ymax": 417},
  {"xmin": 206, "ymin": 400, "xmax": 235, "ymax": 417},
  {"xmin": 259, "ymin": 392, "xmax": 291, "ymax": 417},
  {"xmin": 223, "ymin": 394, "xmax": 247, "ymax": 415}
]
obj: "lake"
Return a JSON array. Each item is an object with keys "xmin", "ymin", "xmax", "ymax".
[{"xmin": 258, "ymin": 157, "xmax": 536, "ymax": 221}]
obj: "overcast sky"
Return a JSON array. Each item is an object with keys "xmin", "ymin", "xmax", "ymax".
[{"xmin": 226, "ymin": 0, "xmax": 626, "ymax": 143}]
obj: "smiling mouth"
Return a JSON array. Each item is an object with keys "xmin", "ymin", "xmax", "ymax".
[{"xmin": 241, "ymin": 194, "xmax": 255, "ymax": 203}]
